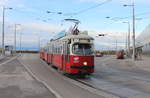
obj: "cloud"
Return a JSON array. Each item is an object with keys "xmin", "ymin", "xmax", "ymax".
[
  {"xmin": 0, "ymin": 0, "xmax": 9, "ymax": 5},
  {"xmin": 0, "ymin": 20, "xmax": 63, "ymax": 49},
  {"xmin": 87, "ymin": 30, "xmax": 128, "ymax": 49},
  {"xmin": 23, "ymin": 22, "xmax": 62, "ymax": 33}
]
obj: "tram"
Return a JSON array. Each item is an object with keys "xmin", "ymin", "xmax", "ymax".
[
  {"xmin": 116, "ymin": 50, "xmax": 124, "ymax": 59},
  {"xmin": 40, "ymin": 19, "xmax": 94, "ymax": 75}
]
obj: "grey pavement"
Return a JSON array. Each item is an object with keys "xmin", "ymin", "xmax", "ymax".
[{"xmin": 0, "ymin": 56, "xmax": 56, "ymax": 98}]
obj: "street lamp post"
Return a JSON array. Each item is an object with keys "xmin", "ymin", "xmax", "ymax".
[
  {"xmin": 124, "ymin": 1, "xmax": 136, "ymax": 61},
  {"xmin": 38, "ymin": 36, "xmax": 40, "ymax": 52},
  {"xmin": 2, "ymin": 6, "xmax": 12, "ymax": 56},
  {"xmin": 116, "ymin": 39, "xmax": 118, "ymax": 52},
  {"xmin": 123, "ymin": 21, "xmax": 131, "ymax": 57},
  {"xmin": 14, "ymin": 24, "xmax": 21, "ymax": 54},
  {"xmin": 20, "ymin": 31, "xmax": 22, "ymax": 54}
]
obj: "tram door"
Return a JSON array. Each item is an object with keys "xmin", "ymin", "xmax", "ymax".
[{"xmin": 62, "ymin": 41, "xmax": 69, "ymax": 71}]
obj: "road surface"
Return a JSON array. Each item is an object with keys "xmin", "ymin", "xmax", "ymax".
[
  {"xmin": 19, "ymin": 54, "xmax": 106, "ymax": 98},
  {"xmin": 84, "ymin": 56, "xmax": 150, "ymax": 98},
  {"xmin": 6, "ymin": 54, "xmax": 150, "ymax": 98}
]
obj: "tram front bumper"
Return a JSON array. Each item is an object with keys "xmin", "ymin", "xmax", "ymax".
[{"xmin": 70, "ymin": 65, "xmax": 94, "ymax": 69}]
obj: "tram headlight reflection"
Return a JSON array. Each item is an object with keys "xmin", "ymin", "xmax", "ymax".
[{"xmin": 83, "ymin": 62, "xmax": 87, "ymax": 66}]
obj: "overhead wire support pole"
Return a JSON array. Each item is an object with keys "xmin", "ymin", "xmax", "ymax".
[
  {"xmin": 14, "ymin": 24, "xmax": 21, "ymax": 54},
  {"xmin": 123, "ymin": 21, "xmax": 131, "ymax": 57},
  {"xmin": 19, "ymin": 29, "xmax": 23, "ymax": 54},
  {"xmin": 123, "ymin": 1, "xmax": 136, "ymax": 61},
  {"xmin": 128, "ymin": 22, "xmax": 131, "ymax": 57},
  {"xmin": 14, "ymin": 24, "xmax": 17, "ymax": 53},
  {"xmin": 2, "ymin": 6, "xmax": 12, "ymax": 56},
  {"xmin": 2, "ymin": 6, "xmax": 5, "ymax": 56},
  {"xmin": 132, "ymin": 2, "xmax": 136, "ymax": 61}
]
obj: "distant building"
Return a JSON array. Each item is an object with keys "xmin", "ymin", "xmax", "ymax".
[
  {"xmin": 136, "ymin": 24, "xmax": 150, "ymax": 55},
  {"xmin": 5, "ymin": 45, "xmax": 13, "ymax": 55}
]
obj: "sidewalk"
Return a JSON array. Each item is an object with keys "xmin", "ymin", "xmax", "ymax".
[
  {"xmin": 134, "ymin": 56, "xmax": 150, "ymax": 72},
  {"xmin": 122, "ymin": 55, "xmax": 150, "ymax": 72},
  {"xmin": 0, "ymin": 55, "xmax": 5, "ymax": 60},
  {"xmin": 0, "ymin": 57, "xmax": 56, "ymax": 98},
  {"xmin": 102, "ymin": 55, "xmax": 150, "ymax": 73}
]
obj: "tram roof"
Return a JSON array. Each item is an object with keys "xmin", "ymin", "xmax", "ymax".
[{"xmin": 61, "ymin": 34, "xmax": 94, "ymax": 40}]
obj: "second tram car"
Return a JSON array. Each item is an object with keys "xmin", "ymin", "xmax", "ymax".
[
  {"xmin": 40, "ymin": 19, "xmax": 94, "ymax": 75},
  {"xmin": 116, "ymin": 50, "xmax": 124, "ymax": 59}
]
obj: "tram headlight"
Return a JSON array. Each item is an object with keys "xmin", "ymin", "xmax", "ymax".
[{"xmin": 83, "ymin": 62, "xmax": 87, "ymax": 66}]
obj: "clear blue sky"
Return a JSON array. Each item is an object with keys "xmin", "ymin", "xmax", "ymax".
[{"xmin": 0, "ymin": 0, "xmax": 150, "ymax": 50}]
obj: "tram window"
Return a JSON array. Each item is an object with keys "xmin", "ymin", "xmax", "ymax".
[
  {"xmin": 72, "ymin": 43, "xmax": 93, "ymax": 55},
  {"xmin": 67, "ymin": 45, "xmax": 70, "ymax": 54},
  {"xmin": 58, "ymin": 47, "xmax": 61, "ymax": 54},
  {"xmin": 68, "ymin": 39, "xmax": 71, "ymax": 44}
]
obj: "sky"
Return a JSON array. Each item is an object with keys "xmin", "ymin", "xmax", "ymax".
[{"xmin": 0, "ymin": 0, "xmax": 150, "ymax": 50}]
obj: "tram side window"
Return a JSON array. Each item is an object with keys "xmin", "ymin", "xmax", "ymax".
[
  {"xmin": 63, "ymin": 42, "xmax": 67, "ymax": 55},
  {"xmin": 67, "ymin": 45, "xmax": 70, "ymax": 54},
  {"xmin": 56, "ymin": 46, "xmax": 60, "ymax": 54},
  {"xmin": 56, "ymin": 47, "xmax": 58, "ymax": 54},
  {"xmin": 54, "ymin": 47, "xmax": 56, "ymax": 54},
  {"xmin": 60, "ymin": 46, "xmax": 62, "ymax": 54}
]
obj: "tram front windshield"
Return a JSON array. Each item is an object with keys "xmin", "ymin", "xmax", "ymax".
[{"xmin": 72, "ymin": 43, "xmax": 93, "ymax": 56}]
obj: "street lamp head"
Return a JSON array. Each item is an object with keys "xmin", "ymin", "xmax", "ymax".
[
  {"xmin": 9, "ymin": 8, "xmax": 13, "ymax": 10},
  {"xmin": 47, "ymin": 11, "xmax": 52, "ymax": 13},
  {"xmin": 106, "ymin": 16, "xmax": 110, "ymax": 19},
  {"xmin": 43, "ymin": 20, "xmax": 47, "ymax": 22},
  {"xmin": 57, "ymin": 12, "xmax": 62, "ymax": 14},
  {"xmin": 136, "ymin": 18, "xmax": 142, "ymax": 20},
  {"xmin": 123, "ymin": 4, "xmax": 128, "ymax": 7},
  {"xmin": 123, "ymin": 21, "xmax": 128, "ymax": 23},
  {"xmin": 98, "ymin": 34, "xmax": 105, "ymax": 36},
  {"xmin": 16, "ymin": 24, "xmax": 21, "ymax": 25}
]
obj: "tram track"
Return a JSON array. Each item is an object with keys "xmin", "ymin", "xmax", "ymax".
[
  {"xmin": 21, "ymin": 54, "xmax": 150, "ymax": 98},
  {"xmin": 73, "ymin": 78, "xmax": 123, "ymax": 98},
  {"xmin": 39, "ymin": 60, "xmax": 120, "ymax": 98},
  {"xmin": 70, "ymin": 75, "xmax": 150, "ymax": 98}
]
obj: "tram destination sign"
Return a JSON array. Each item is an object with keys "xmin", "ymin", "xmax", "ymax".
[{"xmin": 79, "ymin": 39, "xmax": 90, "ymax": 43}]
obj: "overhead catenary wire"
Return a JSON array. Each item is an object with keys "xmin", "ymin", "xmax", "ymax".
[
  {"xmin": 110, "ymin": 11, "xmax": 150, "ymax": 21},
  {"xmin": 76, "ymin": 0, "xmax": 112, "ymax": 15},
  {"xmin": 64, "ymin": 0, "xmax": 112, "ymax": 16}
]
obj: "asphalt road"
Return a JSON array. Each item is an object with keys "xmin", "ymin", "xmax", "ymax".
[
  {"xmin": 19, "ymin": 54, "xmax": 106, "ymax": 98},
  {"xmin": 17, "ymin": 54, "xmax": 150, "ymax": 98},
  {"xmin": 89, "ymin": 56, "xmax": 150, "ymax": 98}
]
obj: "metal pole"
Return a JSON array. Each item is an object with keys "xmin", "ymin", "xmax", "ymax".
[
  {"xmin": 116, "ymin": 39, "xmax": 117, "ymax": 52},
  {"xmin": 2, "ymin": 6, "xmax": 5, "ymax": 56},
  {"xmin": 38, "ymin": 36, "xmax": 40, "ymax": 52},
  {"xmin": 20, "ymin": 31, "xmax": 22, "ymax": 54},
  {"xmin": 126, "ymin": 31, "xmax": 127, "ymax": 50},
  {"xmin": 132, "ymin": 2, "xmax": 136, "ymax": 61},
  {"xmin": 14, "ymin": 24, "xmax": 17, "ymax": 54},
  {"xmin": 128, "ymin": 22, "xmax": 131, "ymax": 57}
]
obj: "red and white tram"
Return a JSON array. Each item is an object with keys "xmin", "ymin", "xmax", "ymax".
[{"xmin": 40, "ymin": 19, "xmax": 94, "ymax": 75}]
